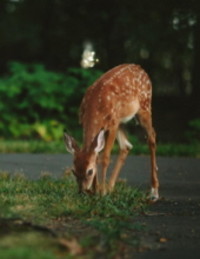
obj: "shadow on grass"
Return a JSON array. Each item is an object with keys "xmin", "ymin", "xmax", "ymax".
[{"xmin": 0, "ymin": 173, "xmax": 147, "ymax": 259}]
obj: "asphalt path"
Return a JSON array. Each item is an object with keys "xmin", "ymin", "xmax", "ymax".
[
  {"xmin": 0, "ymin": 154, "xmax": 199, "ymax": 198},
  {"xmin": 0, "ymin": 154, "xmax": 200, "ymax": 258}
]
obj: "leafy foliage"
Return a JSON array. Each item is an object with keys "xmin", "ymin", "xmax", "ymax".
[
  {"xmin": 0, "ymin": 62, "xmax": 102, "ymax": 140},
  {"xmin": 185, "ymin": 118, "xmax": 200, "ymax": 143},
  {"xmin": 0, "ymin": 0, "xmax": 200, "ymax": 144}
]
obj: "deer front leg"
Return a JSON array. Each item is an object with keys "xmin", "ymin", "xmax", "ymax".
[
  {"xmin": 92, "ymin": 174, "xmax": 98, "ymax": 194},
  {"xmin": 100, "ymin": 129, "xmax": 116, "ymax": 195},
  {"xmin": 108, "ymin": 128, "xmax": 133, "ymax": 192}
]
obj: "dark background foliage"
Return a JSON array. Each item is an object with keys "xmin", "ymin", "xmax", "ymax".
[{"xmin": 0, "ymin": 0, "xmax": 200, "ymax": 144}]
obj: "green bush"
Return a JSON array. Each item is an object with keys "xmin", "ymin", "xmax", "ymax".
[
  {"xmin": 0, "ymin": 62, "xmax": 102, "ymax": 140},
  {"xmin": 185, "ymin": 118, "xmax": 200, "ymax": 143}
]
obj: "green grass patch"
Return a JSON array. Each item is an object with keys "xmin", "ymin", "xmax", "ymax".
[
  {"xmin": 0, "ymin": 231, "xmax": 56, "ymax": 259},
  {"xmin": 0, "ymin": 139, "xmax": 199, "ymax": 157},
  {"xmin": 0, "ymin": 140, "xmax": 66, "ymax": 153},
  {"xmin": 0, "ymin": 172, "xmax": 147, "ymax": 258}
]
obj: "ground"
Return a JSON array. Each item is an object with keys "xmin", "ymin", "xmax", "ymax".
[{"xmin": 0, "ymin": 154, "xmax": 200, "ymax": 258}]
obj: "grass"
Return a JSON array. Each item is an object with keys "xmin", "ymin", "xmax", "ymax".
[
  {"xmin": 0, "ymin": 140, "xmax": 65, "ymax": 153},
  {"xmin": 0, "ymin": 172, "xmax": 147, "ymax": 258},
  {"xmin": 0, "ymin": 232, "xmax": 57, "ymax": 259},
  {"xmin": 0, "ymin": 139, "xmax": 199, "ymax": 157}
]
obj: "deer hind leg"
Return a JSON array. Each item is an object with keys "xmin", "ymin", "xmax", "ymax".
[
  {"xmin": 100, "ymin": 128, "xmax": 117, "ymax": 195},
  {"xmin": 108, "ymin": 127, "xmax": 133, "ymax": 192},
  {"xmin": 137, "ymin": 110, "xmax": 159, "ymax": 201}
]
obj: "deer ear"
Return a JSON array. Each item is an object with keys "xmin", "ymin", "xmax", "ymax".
[
  {"xmin": 93, "ymin": 129, "xmax": 105, "ymax": 153},
  {"xmin": 64, "ymin": 133, "xmax": 79, "ymax": 154}
]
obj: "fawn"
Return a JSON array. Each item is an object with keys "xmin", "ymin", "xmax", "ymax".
[{"xmin": 64, "ymin": 64, "xmax": 159, "ymax": 201}]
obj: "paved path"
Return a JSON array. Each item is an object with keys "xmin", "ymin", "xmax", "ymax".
[
  {"xmin": 0, "ymin": 154, "xmax": 199, "ymax": 198},
  {"xmin": 0, "ymin": 154, "xmax": 200, "ymax": 258}
]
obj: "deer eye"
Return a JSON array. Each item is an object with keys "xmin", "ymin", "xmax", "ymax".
[{"xmin": 87, "ymin": 169, "xmax": 93, "ymax": 176}]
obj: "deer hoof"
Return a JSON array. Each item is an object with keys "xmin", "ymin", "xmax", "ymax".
[
  {"xmin": 148, "ymin": 187, "xmax": 159, "ymax": 203},
  {"xmin": 107, "ymin": 184, "xmax": 114, "ymax": 193},
  {"xmin": 99, "ymin": 185, "xmax": 107, "ymax": 196}
]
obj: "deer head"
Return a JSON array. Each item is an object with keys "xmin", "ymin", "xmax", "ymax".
[{"xmin": 64, "ymin": 129, "xmax": 105, "ymax": 193}]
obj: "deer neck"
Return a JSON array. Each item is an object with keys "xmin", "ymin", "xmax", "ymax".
[{"xmin": 82, "ymin": 120, "xmax": 104, "ymax": 152}]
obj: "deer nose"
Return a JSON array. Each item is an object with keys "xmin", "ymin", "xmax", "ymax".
[
  {"xmin": 78, "ymin": 190, "xmax": 85, "ymax": 195},
  {"xmin": 78, "ymin": 185, "xmax": 93, "ymax": 195},
  {"xmin": 78, "ymin": 189, "xmax": 91, "ymax": 195},
  {"xmin": 78, "ymin": 184, "xmax": 88, "ymax": 194}
]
